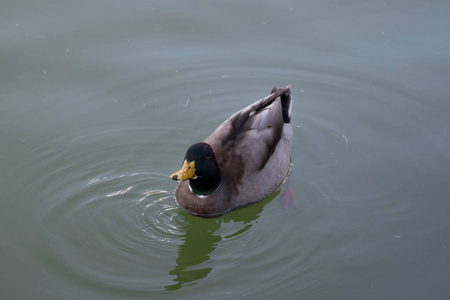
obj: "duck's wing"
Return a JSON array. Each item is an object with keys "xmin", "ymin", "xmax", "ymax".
[{"xmin": 205, "ymin": 86, "xmax": 291, "ymax": 175}]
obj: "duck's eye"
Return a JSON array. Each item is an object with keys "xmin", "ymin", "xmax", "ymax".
[{"xmin": 202, "ymin": 155, "xmax": 209, "ymax": 160}]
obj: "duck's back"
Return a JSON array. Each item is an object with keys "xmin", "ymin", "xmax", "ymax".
[{"xmin": 204, "ymin": 86, "xmax": 293, "ymax": 208}]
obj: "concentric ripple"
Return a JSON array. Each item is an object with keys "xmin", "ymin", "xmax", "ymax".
[
  {"xmin": 38, "ymin": 168, "xmax": 180, "ymax": 290},
  {"xmin": 11, "ymin": 54, "xmax": 440, "ymax": 296}
]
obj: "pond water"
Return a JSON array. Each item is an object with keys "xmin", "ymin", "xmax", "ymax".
[{"xmin": 1, "ymin": 1, "xmax": 449, "ymax": 299}]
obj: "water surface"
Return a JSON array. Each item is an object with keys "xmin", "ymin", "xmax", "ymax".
[{"xmin": 1, "ymin": 1, "xmax": 449, "ymax": 299}]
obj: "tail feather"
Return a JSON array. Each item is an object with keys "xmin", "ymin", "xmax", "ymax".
[{"xmin": 270, "ymin": 85, "xmax": 291, "ymax": 123}]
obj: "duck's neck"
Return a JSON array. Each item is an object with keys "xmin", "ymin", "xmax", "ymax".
[{"xmin": 189, "ymin": 172, "xmax": 221, "ymax": 196}]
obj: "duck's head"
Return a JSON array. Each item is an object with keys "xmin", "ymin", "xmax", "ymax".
[
  {"xmin": 170, "ymin": 142, "xmax": 218, "ymax": 181},
  {"xmin": 170, "ymin": 142, "xmax": 221, "ymax": 195}
]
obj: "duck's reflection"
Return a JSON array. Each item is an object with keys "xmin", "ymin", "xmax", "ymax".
[
  {"xmin": 164, "ymin": 191, "xmax": 280, "ymax": 291},
  {"xmin": 164, "ymin": 216, "xmax": 221, "ymax": 291}
]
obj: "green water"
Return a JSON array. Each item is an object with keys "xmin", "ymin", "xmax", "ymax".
[{"xmin": 1, "ymin": 1, "xmax": 449, "ymax": 299}]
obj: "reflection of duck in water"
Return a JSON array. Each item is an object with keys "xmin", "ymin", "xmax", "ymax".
[
  {"xmin": 170, "ymin": 86, "xmax": 293, "ymax": 217},
  {"xmin": 165, "ymin": 191, "xmax": 278, "ymax": 291}
]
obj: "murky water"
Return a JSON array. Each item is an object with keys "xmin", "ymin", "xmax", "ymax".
[{"xmin": 1, "ymin": 1, "xmax": 449, "ymax": 299}]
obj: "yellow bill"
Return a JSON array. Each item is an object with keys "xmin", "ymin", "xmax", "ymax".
[{"xmin": 170, "ymin": 159, "xmax": 196, "ymax": 181}]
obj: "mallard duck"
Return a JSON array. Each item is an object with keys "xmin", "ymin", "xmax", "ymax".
[{"xmin": 170, "ymin": 85, "xmax": 292, "ymax": 217}]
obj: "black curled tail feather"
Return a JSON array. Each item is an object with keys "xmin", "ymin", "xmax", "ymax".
[{"xmin": 271, "ymin": 85, "xmax": 291, "ymax": 124}]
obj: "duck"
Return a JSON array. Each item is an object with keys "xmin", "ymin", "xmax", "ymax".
[{"xmin": 170, "ymin": 85, "xmax": 293, "ymax": 217}]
